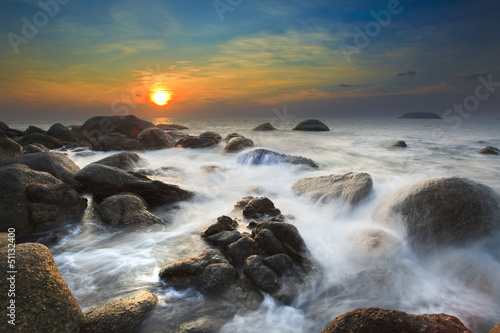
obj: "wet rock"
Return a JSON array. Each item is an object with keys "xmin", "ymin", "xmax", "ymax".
[
  {"xmin": 82, "ymin": 290, "xmax": 158, "ymax": 333},
  {"xmin": 0, "ymin": 131, "xmax": 23, "ymax": 162},
  {"xmin": 166, "ymin": 131, "xmax": 190, "ymax": 141},
  {"xmin": 477, "ymin": 146, "xmax": 500, "ymax": 155},
  {"xmin": 78, "ymin": 115, "xmax": 155, "ymax": 141},
  {"xmin": 292, "ymin": 172, "xmax": 373, "ymax": 205},
  {"xmin": 227, "ymin": 236, "xmax": 265, "ymax": 266},
  {"xmin": 238, "ymin": 149, "xmax": 319, "ymax": 168},
  {"xmin": 0, "ymin": 164, "xmax": 87, "ymax": 232},
  {"xmin": 0, "ymin": 243, "xmax": 83, "ymax": 332},
  {"xmin": 253, "ymin": 221, "xmax": 306, "ymax": 254},
  {"xmin": 74, "ymin": 164, "xmax": 193, "ymax": 207},
  {"xmin": 47, "ymin": 123, "xmax": 73, "ymax": 142},
  {"xmin": 97, "ymin": 194, "xmax": 164, "ymax": 227},
  {"xmin": 292, "ymin": 119, "xmax": 330, "ymax": 131},
  {"xmin": 0, "ymin": 121, "xmax": 9, "ymax": 132},
  {"xmin": 0, "ymin": 152, "xmax": 82, "ymax": 189},
  {"xmin": 386, "ymin": 140, "xmax": 408, "ymax": 148},
  {"xmin": 156, "ymin": 124, "xmax": 188, "ymax": 130},
  {"xmin": 234, "ymin": 196, "xmax": 254, "ymax": 209},
  {"xmin": 224, "ymin": 137, "xmax": 254, "ymax": 153},
  {"xmin": 202, "ymin": 215, "xmax": 239, "ymax": 237},
  {"xmin": 136, "ymin": 128, "xmax": 176, "ymax": 150},
  {"xmin": 379, "ymin": 177, "xmax": 500, "ymax": 248},
  {"xmin": 263, "ymin": 253, "xmax": 294, "ymax": 276},
  {"xmin": 96, "ymin": 133, "xmax": 128, "ymax": 151},
  {"xmin": 224, "ymin": 133, "xmax": 244, "ymax": 142},
  {"xmin": 90, "ymin": 152, "xmax": 145, "ymax": 171},
  {"xmin": 206, "ymin": 231, "xmax": 242, "ymax": 248},
  {"xmin": 490, "ymin": 324, "xmax": 500, "ymax": 333},
  {"xmin": 178, "ymin": 316, "xmax": 225, "ymax": 333},
  {"xmin": 176, "ymin": 136, "xmax": 218, "ymax": 149},
  {"xmin": 243, "ymin": 255, "xmax": 281, "ymax": 293},
  {"xmin": 242, "ymin": 197, "xmax": 281, "ymax": 219},
  {"xmin": 199, "ymin": 131, "xmax": 222, "ymax": 143},
  {"xmin": 17, "ymin": 133, "xmax": 63, "ymax": 149},
  {"xmin": 26, "ymin": 125, "xmax": 46, "ymax": 135},
  {"xmin": 349, "ymin": 229, "xmax": 402, "ymax": 264},
  {"xmin": 121, "ymin": 139, "xmax": 144, "ymax": 151},
  {"xmin": 252, "ymin": 123, "xmax": 277, "ymax": 131},
  {"xmin": 254, "ymin": 228, "xmax": 285, "ymax": 255},
  {"xmin": 321, "ymin": 307, "xmax": 472, "ymax": 333},
  {"xmin": 90, "ymin": 138, "xmax": 104, "ymax": 151}
]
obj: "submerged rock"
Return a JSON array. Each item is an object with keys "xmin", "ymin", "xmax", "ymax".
[
  {"xmin": 252, "ymin": 123, "xmax": 277, "ymax": 131},
  {"xmin": 224, "ymin": 137, "xmax": 254, "ymax": 153},
  {"xmin": 322, "ymin": 307, "xmax": 472, "ymax": 333},
  {"xmin": 17, "ymin": 133, "xmax": 63, "ymax": 149},
  {"xmin": 0, "ymin": 131, "xmax": 23, "ymax": 162},
  {"xmin": 0, "ymin": 243, "xmax": 83, "ymax": 332},
  {"xmin": 90, "ymin": 152, "xmax": 145, "ymax": 171},
  {"xmin": 292, "ymin": 119, "xmax": 330, "ymax": 131},
  {"xmin": 292, "ymin": 172, "xmax": 373, "ymax": 205},
  {"xmin": 477, "ymin": 146, "xmax": 500, "ymax": 155},
  {"xmin": 238, "ymin": 149, "xmax": 319, "ymax": 168},
  {"xmin": 97, "ymin": 194, "xmax": 164, "ymax": 227},
  {"xmin": 82, "ymin": 290, "xmax": 158, "ymax": 333},
  {"xmin": 136, "ymin": 128, "xmax": 176, "ymax": 150}
]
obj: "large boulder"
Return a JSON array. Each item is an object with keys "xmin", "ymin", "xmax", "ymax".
[
  {"xmin": 224, "ymin": 133, "xmax": 244, "ymax": 142},
  {"xmin": 292, "ymin": 119, "xmax": 330, "ymax": 131},
  {"xmin": 74, "ymin": 164, "xmax": 193, "ymax": 206},
  {"xmin": 321, "ymin": 307, "xmax": 472, "ymax": 333},
  {"xmin": 252, "ymin": 123, "xmax": 277, "ymax": 131},
  {"xmin": 199, "ymin": 131, "xmax": 222, "ymax": 143},
  {"xmin": 78, "ymin": 115, "xmax": 155, "ymax": 141},
  {"xmin": 17, "ymin": 133, "xmax": 63, "ymax": 149},
  {"xmin": 96, "ymin": 133, "xmax": 128, "ymax": 151},
  {"xmin": 0, "ymin": 243, "xmax": 83, "ymax": 332},
  {"xmin": 0, "ymin": 152, "xmax": 82, "ymax": 189},
  {"xmin": 176, "ymin": 136, "xmax": 218, "ymax": 149},
  {"xmin": 136, "ymin": 128, "xmax": 176, "ymax": 150},
  {"xmin": 224, "ymin": 137, "xmax": 254, "ymax": 153},
  {"xmin": 26, "ymin": 125, "xmax": 46, "ymax": 135},
  {"xmin": 97, "ymin": 194, "xmax": 164, "ymax": 227},
  {"xmin": 90, "ymin": 152, "xmax": 145, "ymax": 171},
  {"xmin": 23, "ymin": 143, "xmax": 50, "ymax": 154},
  {"xmin": 292, "ymin": 172, "xmax": 373, "ymax": 205},
  {"xmin": 47, "ymin": 123, "xmax": 73, "ymax": 142},
  {"xmin": 0, "ymin": 164, "xmax": 87, "ymax": 232},
  {"xmin": 238, "ymin": 149, "xmax": 319, "ymax": 168},
  {"xmin": 0, "ymin": 131, "xmax": 23, "ymax": 162},
  {"xmin": 379, "ymin": 177, "xmax": 500, "ymax": 248},
  {"xmin": 82, "ymin": 290, "xmax": 157, "ymax": 333},
  {"xmin": 0, "ymin": 121, "xmax": 10, "ymax": 132}
]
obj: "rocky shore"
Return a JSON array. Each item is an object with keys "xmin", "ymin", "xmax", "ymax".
[{"xmin": 1, "ymin": 115, "xmax": 499, "ymax": 332}]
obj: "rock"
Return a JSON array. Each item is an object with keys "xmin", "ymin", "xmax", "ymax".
[
  {"xmin": 166, "ymin": 131, "xmax": 190, "ymax": 141},
  {"xmin": 0, "ymin": 243, "xmax": 83, "ymax": 332},
  {"xmin": 82, "ymin": 290, "xmax": 158, "ymax": 333},
  {"xmin": 199, "ymin": 131, "xmax": 222, "ymax": 143},
  {"xmin": 90, "ymin": 138, "xmax": 104, "ymax": 151},
  {"xmin": 17, "ymin": 133, "xmax": 63, "ymax": 149},
  {"xmin": 243, "ymin": 255, "xmax": 281, "ymax": 293},
  {"xmin": 136, "ymin": 128, "xmax": 176, "ymax": 150},
  {"xmin": 47, "ymin": 123, "xmax": 73, "ymax": 142},
  {"xmin": 490, "ymin": 324, "xmax": 500, "ymax": 333},
  {"xmin": 321, "ymin": 307, "xmax": 472, "ymax": 333},
  {"xmin": 224, "ymin": 133, "xmax": 244, "ymax": 142},
  {"xmin": 97, "ymin": 194, "xmax": 164, "ymax": 227},
  {"xmin": 96, "ymin": 133, "xmax": 128, "ymax": 151},
  {"xmin": 224, "ymin": 137, "xmax": 254, "ymax": 153},
  {"xmin": 349, "ymin": 229, "xmax": 402, "ymax": 263},
  {"xmin": 0, "ymin": 232, "xmax": 8, "ymax": 248},
  {"xmin": 242, "ymin": 197, "xmax": 281, "ymax": 219},
  {"xmin": 74, "ymin": 164, "xmax": 193, "ymax": 207},
  {"xmin": 227, "ymin": 236, "xmax": 264, "ymax": 266},
  {"xmin": 121, "ymin": 139, "xmax": 144, "ymax": 151},
  {"xmin": 176, "ymin": 136, "xmax": 218, "ymax": 149},
  {"xmin": 156, "ymin": 124, "xmax": 188, "ymax": 130},
  {"xmin": 381, "ymin": 177, "xmax": 500, "ymax": 248},
  {"xmin": 22, "ymin": 143, "xmax": 50, "ymax": 154},
  {"xmin": 238, "ymin": 149, "xmax": 319, "ymax": 168},
  {"xmin": 254, "ymin": 228, "xmax": 285, "ymax": 255},
  {"xmin": 90, "ymin": 152, "xmax": 145, "ymax": 171},
  {"xmin": 26, "ymin": 125, "xmax": 47, "ymax": 134},
  {"xmin": 477, "ymin": 146, "xmax": 500, "ymax": 155},
  {"xmin": 159, "ymin": 249, "xmax": 238, "ymax": 294},
  {"xmin": 0, "ymin": 121, "xmax": 10, "ymax": 132},
  {"xmin": 234, "ymin": 196, "xmax": 254, "ymax": 209},
  {"xmin": 202, "ymin": 215, "xmax": 239, "ymax": 237},
  {"xmin": 292, "ymin": 172, "xmax": 373, "ymax": 205},
  {"xmin": 263, "ymin": 253, "xmax": 294, "ymax": 276},
  {"xmin": 0, "ymin": 131, "xmax": 23, "ymax": 162},
  {"xmin": 399, "ymin": 112, "xmax": 442, "ymax": 119},
  {"xmin": 206, "ymin": 230, "xmax": 242, "ymax": 248},
  {"xmin": 253, "ymin": 222, "xmax": 306, "ymax": 254},
  {"xmin": 0, "ymin": 152, "xmax": 82, "ymax": 189},
  {"xmin": 292, "ymin": 119, "xmax": 330, "ymax": 131},
  {"xmin": 0, "ymin": 164, "xmax": 87, "ymax": 232},
  {"xmin": 387, "ymin": 140, "xmax": 408, "ymax": 148},
  {"xmin": 252, "ymin": 123, "xmax": 277, "ymax": 131},
  {"xmin": 178, "ymin": 316, "xmax": 224, "ymax": 333},
  {"xmin": 78, "ymin": 115, "xmax": 155, "ymax": 141}
]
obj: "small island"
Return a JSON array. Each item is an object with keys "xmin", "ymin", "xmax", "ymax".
[{"xmin": 399, "ymin": 112, "xmax": 442, "ymax": 119}]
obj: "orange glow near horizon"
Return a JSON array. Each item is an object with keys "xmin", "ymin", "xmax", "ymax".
[{"xmin": 151, "ymin": 90, "xmax": 171, "ymax": 106}]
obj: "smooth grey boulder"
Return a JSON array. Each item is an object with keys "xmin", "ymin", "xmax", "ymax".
[
  {"xmin": 176, "ymin": 136, "xmax": 218, "ymax": 149},
  {"xmin": 47, "ymin": 123, "xmax": 73, "ymax": 142},
  {"xmin": 238, "ymin": 149, "xmax": 318, "ymax": 168},
  {"xmin": 97, "ymin": 194, "xmax": 164, "ymax": 227},
  {"xmin": 292, "ymin": 119, "xmax": 329, "ymax": 131},
  {"xmin": 90, "ymin": 152, "xmax": 145, "ymax": 171},
  {"xmin": 252, "ymin": 123, "xmax": 277, "ymax": 131}
]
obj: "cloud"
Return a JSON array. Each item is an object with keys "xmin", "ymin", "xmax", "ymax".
[{"xmin": 397, "ymin": 71, "xmax": 417, "ymax": 77}]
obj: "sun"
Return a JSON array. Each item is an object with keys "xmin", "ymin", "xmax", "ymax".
[{"xmin": 151, "ymin": 91, "xmax": 171, "ymax": 106}]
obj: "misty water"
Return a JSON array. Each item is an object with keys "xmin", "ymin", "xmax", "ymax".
[{"xmin": 19, "ymin": 118, "xmax": 500, "ymax": 332}]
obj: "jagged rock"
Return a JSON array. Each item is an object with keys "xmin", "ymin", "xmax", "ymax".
[
  {"xmin": 90, "ymin": 152, "xmax": 145, "ymax": 171},
  {"xmin": 202, "ymin": 215, "xmax": 239, "ymax": 237},
  {"xmin": 47, "ymin": 123, "xmax": 73, "ymax": 142},
  {"xmin": 136, "ymin": 128, "xmax": 176, "ymax": 150},
  {"xmin": 0, "ymin": 131, "xmax": 23, "ymax": 162},
  {"xmin": 224, "ymin": 137, "xmax": 254, "ymax": 153},
  {"xmin": 252, "ymin": 123, "xmax": 277, "ymax": 131},
  {"xmin": 292, "ymin": 119, "xmax": 330, "ymax": 131},
  {"xmin": 477, "ymin": 146, "xmax": 500, "ymax": 155},
  {"xmin": 234, "ymin": 196, "xmax": 255, "ymax": 209},
  {"xmin": 238, "ymin": 149, "xmax": 318, "ymax": 168},
  {"xmin": 97, "ymin": 194, "xmax": 164, "ymax": 227},
  {"xmin": 77, "ymin": 115, "xmax": 155, "ymax": 141},
  {"xmin": 242, "ymin": 197, "xmax": 281, "ymax": 219},
  {"xmin": 17, "ymin": 133, "xmax": 63, "ymax": 149},
  {"xmin": 292, "ymin": 172, "xmax": 373, "ymax": 205}
]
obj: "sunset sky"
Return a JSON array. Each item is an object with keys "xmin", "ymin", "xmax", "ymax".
[{"xmin": 0, "ymin": 0, "xmax": 499, "ymax": 120}]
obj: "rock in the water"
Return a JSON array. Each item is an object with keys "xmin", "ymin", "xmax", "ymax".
[
  {"xmin": 253, "ymin": 221, "xmax": 306, "ymax": 254},
  {"xmin": 0, "ymin": 243, "xmax": 83, "ymax": 332},
  {"xmin": 349, "ymin": 229, "xmax": 402, "ymax": 264},
  {"xmin": 292, "ymin": 119, "xmax": 330, "ymax": 131},
  {"xmin": 17, "ymin": 133, "xmax": 63, "ymax": 149},
  {"xmin": 477, "ymin": 146, "xmax": 500, "ymax": 155},
  {"xmin": 47, "ymin": 123, "xmax": 73, "ymax": 142},
  {"xmin": 224, "ymin": 137, "xmax": 254, "ymax": 153},
  {"xmin": 238, "ymin": 149, "xmax": 318, "ymax": 168},
  {"xmin": 0, "ymin": 164, "xmax": 87, "ymax": 232},
  {"xmin": 202, "ymin": 215, "xmax": 239, "ymax": 237},
  {"xmin": 380, "ymin": 177, "xmax": 500, "ymax": 248},
  {"xmin": 386, "ymin": 140, "xmax": 408, "ymax": 148},
  {"xmin": 90, "ymin": 152, "xmax": 145, "ymax": 171},
  {"xmin": 224, "ymin": 133, "xmax": 244, "ymax": 142},
  {"xmin": 121, "ymin": 139, "xmax": 144, "ymax": 151},
  {"xmin": 97, "ymin": 194, "xmax": 164, "ymax": 226},
  {"xmin": 23, "ymin": 143, "xmax": 50, "ymax": 154},
  {"xmin": 292, "ymin": 172, "xmax": 373, "ymax": 205},
  {"xmin": 199, "ymin": 131, "xmax": 222, "ymax": 143},
  {"xmin": 136, "ymin": 128, "xmax": 176, "ymax": 150},
  {"xmin": 242, "ymin": 197, "xmax": 281, "ymax": 219},
  {"xmin": 78, "ymin": 115, "xmax": 155, "ymax": 141},
  {"xmin": 156, "ymin": 124, "xmax": 188, "ymax": 130},
  {"xmin": 0, "ymin": 121, "xmax": 9, "ymax": 132},
  {"xmin": 321, "ymin": 307, "xmax": 472, "ymax": 333},
  {"xmin": 243, "ymin": 255, "xmax": 281, "ymax": 293},
  {"xmin": 96, "ymin": 133, "xmax": 128, "ymax": 151},
  {"xmin": 399, "ymin": 112, "xmax": 442, "ymax": 119},
  {"xmin": 227, "ymin": 236, "xmax": 265, "ymax": 266},
  {"xmin": 252, "ymin": 123, "xmax": 277, "ymax": 131},
  {"xmin": 490, "ymin": 324, "xmax": 500, "ymax": 333},
  {"xmin": 0, "ymin": 131, "xmax": 23, "ymax": 162},
  {"xmin": 176, "ymin": 136, "xmax": 218, "ymax": 149},
  {"xmin": 0, "ymin": 152, "xmax": 82, "ymax": 189},
  {"xmin": 26, "ymin": 125, "xmax": 47, "ymax": 134},
  {"xmin": 82, "ymin": 290, "xmax": 158, "ymax": 333},
  {"xmin": 74, "ymin": 164, "xmax": 193, "ymax": 206}
]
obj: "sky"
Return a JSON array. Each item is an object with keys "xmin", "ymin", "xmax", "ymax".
[{"xmin": 0, "ymin": 0, "xmax": 499, "ymax": 120}]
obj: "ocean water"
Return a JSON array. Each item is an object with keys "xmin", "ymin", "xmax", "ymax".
[{"xmin": 11, "ymin": 117, "xmax": 500, "ymax": 332}]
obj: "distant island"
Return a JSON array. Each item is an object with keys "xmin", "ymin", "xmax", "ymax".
[{"xmin": 399, "ymin": 112, "xmax": 442, "ymax": 119}]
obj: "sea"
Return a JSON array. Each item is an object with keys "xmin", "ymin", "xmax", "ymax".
[{"xmin": 7, "ymin": 117, "xmax": 500, "ymax": 332}]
